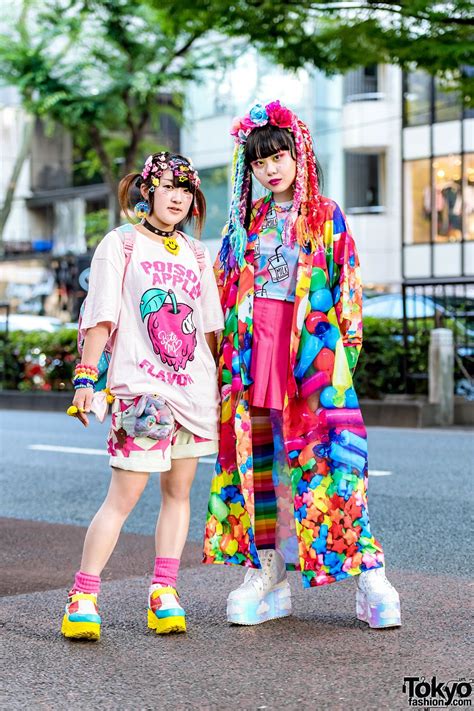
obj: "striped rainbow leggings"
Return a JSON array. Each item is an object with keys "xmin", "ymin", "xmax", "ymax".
[{"xmin": 251, "ymin": 407, "xmax": 278, "ymax": 549}]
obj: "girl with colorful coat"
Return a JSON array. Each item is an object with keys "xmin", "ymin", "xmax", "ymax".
[
  {"xmin": 203, "ymin": 101, "xmax": 401, "ymax": 629},
  {"xmin": 61, "ymin": 152, "xmax": 223, "ymax": 640}
]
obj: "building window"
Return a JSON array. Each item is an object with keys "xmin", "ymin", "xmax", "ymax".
[
  {"xmin": 405, "ymin": 155, "xmax": 473, "ymax": 244},
  {"xmin": 434, "ymin": 155, "xmax": 462, "ymax": 242},
  {"xmin": 343, "ymin": 65, "xmax": 380, "ymax": 102},
  {"xmin": 344, "ymin": 152, "xmax": 383, "ymax": 213},
  {"xmin": 464, "ymin": 153, "xmax": 474, "ymax": 241},
  {"xmin": 434, "ymin": 77, "xmax": 463, "ymax": 123},
  {"xmin": 403, "ymin": 71, "xmax": 465, "ymax": 126},
  {"xmin": 403, "ymin": 71, "xmax": 432, "ymax": 127},
  {"xmin": 404, "ymin": 159, "xmax": 431, "ymax": 244},
  {"xmin": 196, "ymin": 166, "xmax": 228, "ymax": 240}
]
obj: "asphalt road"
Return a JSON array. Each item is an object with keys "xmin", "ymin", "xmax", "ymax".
[
  {"xmin": 1, "ymin": 410, "xmax": 472, "ymax": 575},
  {"xmin": 1, "ymin": 410, "xmax": 473, "ymax": 710}
]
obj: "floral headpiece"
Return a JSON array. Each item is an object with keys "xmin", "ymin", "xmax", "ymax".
[
  {"xmin": 230, "ymin": 100, "xmax": 295, "ymax": 144},
  {"xmin": 221, "ymin": 100, "xmax": 324, "ymax": 270},
  {"xmin": 141, "ymin": 152, "xmax": 201, "ymax": 190}
]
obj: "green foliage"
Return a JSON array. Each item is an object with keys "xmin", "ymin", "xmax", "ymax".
[
  {"xmin": 354, "ymin": 318, "xmax": 406, "ymax": 398},
  {"xmin": 155, "ymin": 0, "xmax": 474, "ymax": 105},
  {"xmin": 0, "ymin": 0, "xmax": 229, "ymax": 194},
  {"xmin": 0, "ymin": 319, "xmax": 466, "ymax": 396},
  {"xmin": 85, "ymin": 209, "xmax": 110, "ymax": 249},
  {"xmin": 354, "ymin": 316, "xmax": 470, "ymax": 397},
  {"xmin": 0, "ymin": 328, "xmax": 78, "ymax": 391}
]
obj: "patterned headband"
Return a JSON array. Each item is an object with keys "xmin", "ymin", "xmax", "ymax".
[{"xmin": 141, "ymin": 152, "xmax": 201, "ymax": 190}]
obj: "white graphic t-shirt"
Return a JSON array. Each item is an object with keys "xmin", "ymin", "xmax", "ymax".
[
  {"xmin": 81, "ymin": 226, "xmax": 224, "ymax": 440},
  {"xmin": 254, "ymin": 200, "xmax": 299, "ymax": 302}
]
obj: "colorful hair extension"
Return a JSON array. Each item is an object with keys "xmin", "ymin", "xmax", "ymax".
[
  {"xmin": 224, "ymin": 101, "xmax": 325, "ymax": 268},
  {"xmin": 222, "ymin": 143, "xmax": 249, "ymax": 271}
]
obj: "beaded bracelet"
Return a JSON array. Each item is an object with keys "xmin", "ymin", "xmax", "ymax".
[
  {"xmin": 73, "ymin": 363, "xmax": 99, "ymax": 390},
  {"xmin": 74, "ymin": 364, "xmax": 98, "ymax": 375}
]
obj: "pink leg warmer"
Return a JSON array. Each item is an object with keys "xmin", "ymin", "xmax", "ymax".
[
  {"xmin": 151, "ymin": 557, "xmax": 180, "ymax": 588},
  {"xmin": 73, "ymin": 571, "xmax": 101, "ymax": 595}
]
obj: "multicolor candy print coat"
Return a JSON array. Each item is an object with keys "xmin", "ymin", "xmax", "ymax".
[{"xmin": 203, "ymin": 195, "xmax": 384, "ymax": 588}]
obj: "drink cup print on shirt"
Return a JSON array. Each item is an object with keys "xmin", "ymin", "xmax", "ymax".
[
  {"xmin": 140, "ymin": 288, "xmax": 197, "ymax": 372},
  {"xmin": 263, "ymin": 206, "xmax": 278, "ymax": 229},
  {"xmin": 268, "ymin": 245, "xmax": 290, "ymax": 283},
  {"xmin": 255, "ymin": 280, "xmax": 268, "ymax": 298},
  {"xmin": 254, "ymin": 235, "xmax": 261, "ymax": 259}
]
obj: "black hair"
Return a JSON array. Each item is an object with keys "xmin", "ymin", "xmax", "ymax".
[
  {"xmin": 242, "ymin": 124, "xmax": 324, "ymax": 229},
  {"xmin": 118, "ymin": 151, "xmax": 206, "ymax": 238},
  {"xmin": 244, "ymin": 125, "xmax": 296, "ymax": 164}
]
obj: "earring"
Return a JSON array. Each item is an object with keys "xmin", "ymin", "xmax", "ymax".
[
  {"xmin": 192, "ymin": 203, "xmax": 199, "ymax": 217},
  {"xmin": 134, "ymin": 201, "xmax": 149, "ymax": 219}
]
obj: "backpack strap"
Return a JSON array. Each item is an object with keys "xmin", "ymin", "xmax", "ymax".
[
  {"xmin": 116, "ymin": 223, "xmax": 136, "ymax": 278},
  {"xmin": 180, "ymin": 232, "xmax": 206, "ymax": 275}
]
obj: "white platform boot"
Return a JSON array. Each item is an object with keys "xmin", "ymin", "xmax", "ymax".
[
  {"xmin": 227, "ymin": 549, "xmax": 291, "ymax": 625},
  {"xmin": 356, "ymin": 567, "xmax": 401, "ymax": 628}
]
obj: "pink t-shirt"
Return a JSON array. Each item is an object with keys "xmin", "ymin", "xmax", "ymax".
[{"xmin": 81, "ymin": 226, "xmax": 224, "ymax": 440}]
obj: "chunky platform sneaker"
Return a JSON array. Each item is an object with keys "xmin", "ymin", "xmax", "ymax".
[
  {"xmin": 61, "ymin": 590, "xmax": 101, "ymax": 640},
  {"xmin": 147, "ymin": 584, "xmax": 186, "ymax": 634},
  {"xmin": 227, "ymin": 549, "xmax": 291, "ymax": 626},
  {"xmin": 356, "ymin": 567, "xmax": 401, "ymax": 629}
]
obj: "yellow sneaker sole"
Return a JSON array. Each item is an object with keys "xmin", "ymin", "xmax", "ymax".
[
  {"xmin": 147, "ymin": 608, "xmax": 186, "ymax": 634},
  {"xmin": 61, "ymin": 614, "xmax": 101, "ymax": 640}
]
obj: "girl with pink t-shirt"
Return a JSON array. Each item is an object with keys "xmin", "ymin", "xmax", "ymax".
[{"xmin": 61, "ymin": 152, "xmax": 223, "ymax": 641}]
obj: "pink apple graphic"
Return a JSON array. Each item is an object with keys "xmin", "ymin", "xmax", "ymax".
[{"xmin": 140, "ymin": 288, "xmax": 197, "ymax": 371}]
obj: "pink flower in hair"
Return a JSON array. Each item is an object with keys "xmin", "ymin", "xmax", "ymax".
[
  {"xmin": 230, "ymin": 116, "xmax": 242, "ymax": 137},
  {"xmin": 266, "ymin": 100, "xmax": 294, "ymax": 129},
  {"xmin": 231, "ymin": 113, "xmax": 256, "ymax": 138}
]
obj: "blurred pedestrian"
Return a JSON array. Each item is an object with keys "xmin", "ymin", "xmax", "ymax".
[
  {"xmin": 61, "ymin": 152, "xmax": 223, "ymax": 641},
  {"xmin": 204, "ymin": 101, "xmax": 401, "ymax": 629}
]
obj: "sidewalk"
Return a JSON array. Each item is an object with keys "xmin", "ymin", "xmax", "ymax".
[{"xmin": 1, "ymin": 538, "xmax": 471, "ymax": 710}]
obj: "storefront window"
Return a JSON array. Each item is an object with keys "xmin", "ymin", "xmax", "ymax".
[
  {"xmin": 404, "ymin": 159, "xmax": 431, "ymax": 244},
  {"xmin": 434, "ymin": 155, "xmax": 462, "ymax": 242},
  {"xmin": 464, "ymin": 153, "xmax": 474, "ymax": 241},
  {"xmin": 196, "ymin": 166, "xmax": 228, "ymax": 241},
  {"xmin": 434, "ymin": 78, "xmax": 463, "ymax": 123},
  {"xmin": 403, "ymin": 71, "xmax": 431, "ymax": 127}
]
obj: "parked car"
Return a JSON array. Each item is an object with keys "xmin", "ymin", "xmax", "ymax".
[{"xmin": 362, "ymin": 293, "xmax": 441, "ymax": 319}]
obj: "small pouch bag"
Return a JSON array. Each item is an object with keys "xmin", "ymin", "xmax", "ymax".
[{"xmin": 121, "ymin": 395, "xmax": 175, "ymax": 440}]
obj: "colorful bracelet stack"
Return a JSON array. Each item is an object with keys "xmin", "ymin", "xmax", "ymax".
[{"xmin": 73, "ymin": 364, "xmax": 99, "ymax": 390}]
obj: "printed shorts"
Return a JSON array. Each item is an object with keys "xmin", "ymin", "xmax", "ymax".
[{"xmin": 107, "ymin": 397, "xmax": 218, "ymax": 473}]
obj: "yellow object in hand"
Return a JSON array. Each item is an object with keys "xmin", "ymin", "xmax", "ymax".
[{"xmin": 66, "ymin": 405, "xmax": 84, "ymax": 417}]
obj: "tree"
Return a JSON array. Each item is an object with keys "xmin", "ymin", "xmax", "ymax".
[
  {"xmin": 0, "ymin": 0, "xmax": 231, "ymax": 230},
  {"xmin": 155, "ymin": 0, "xmax": 474, "ymax": 105}
]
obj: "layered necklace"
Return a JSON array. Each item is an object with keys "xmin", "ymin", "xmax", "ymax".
[{"xmin": 143, "ymin": 219, "xmax": 180, "ymax": 256}]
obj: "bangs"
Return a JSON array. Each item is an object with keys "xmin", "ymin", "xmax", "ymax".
[
  {"xmin": 170, "ymin": 153, "xmax": 196, "ymax": 192},
  {"xmin": 245, "ymin": 125, "xmax": 295, "ymax": 164},
  {"xmin": 172, "ymin": 175, "xmax": 193, "ymax": 191}
]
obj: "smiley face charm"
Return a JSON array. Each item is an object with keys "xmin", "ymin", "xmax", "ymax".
[{"xmin": 164, "ymin": 237, "xmax": 180, "ymax": 256}]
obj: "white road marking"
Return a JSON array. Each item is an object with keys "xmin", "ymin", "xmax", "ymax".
[
  {"xmin": 28, "ymin": 444, "xmax": 107, "ymax": 456},
  {"xmin": 28, "ymin": 446, "xmax": 393, "ymax": 477}
]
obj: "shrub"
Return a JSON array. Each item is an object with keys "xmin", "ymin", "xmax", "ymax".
[
  {"xmin": 354, "ymin": 317, "xmax": 430, "ymax": 398},
  {"xmin": 0, "ymin": 318, "xmax": 458, "ymax": 396},
  {"xmin": 0, "ymin": 329, "xmax": 78, "ymax": 391}
]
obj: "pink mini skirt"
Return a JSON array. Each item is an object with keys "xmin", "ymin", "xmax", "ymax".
[{"xmin": 249, "ymin": 298, "xmax": 293, "ymax": 411}]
